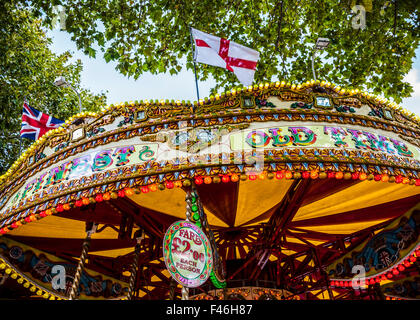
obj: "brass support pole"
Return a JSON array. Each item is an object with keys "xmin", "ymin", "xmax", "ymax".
[
  {"xmin": 223, "ymin": 287, "xmax": 228, "ymax": 300},
  {"xmin": 181, "ymin": 286, "xmax": 189, "ymax": 300},
  {"xmin": 127, "ymin": 243, "xmax": 141, "ymax": 300},
  {"xmin": 69, "ymin": 234, "xmax": 91, "ymax": 300},
  {"xmin": 127, "ymin": 232, "xmax": 144, "ymax": 300},
  {"xmin": 69, "ymin": 222, "xmax": 96, "ymax": 300},
  {"xmin": 169, "ymin": 278, "xmax": 177, "ymax": 300}
]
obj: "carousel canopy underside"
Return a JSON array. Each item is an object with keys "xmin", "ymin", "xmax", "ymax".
[
  {"xmin": 7, "ymin": 179, "xmax": 419, "ymax": 255},
  {"xmin": 3, "ymin": 178, "xmax": 419, "ymax": 300}
]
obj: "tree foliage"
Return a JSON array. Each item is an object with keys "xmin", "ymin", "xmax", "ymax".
[
  {"xmin": 0, "ymin": 2, "xmax": 106, "ymax": 173},
  {"xmin": 2, "ymin": 1, "xmax": 420, "ymax": 172},
  {"xmin": 28, "ymin": 0, "xmax": 420, "ymax": 101}
]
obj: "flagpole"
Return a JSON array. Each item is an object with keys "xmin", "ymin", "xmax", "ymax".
[
  {"xmin": 19, "ymin": 133, "xmax": 22, "ymax": 156},
  {"xmin": 189, "ymin": 26, "xmax": 200, "ymax": 108},
  {"xmin": 19, "ymin": 96, "xmax": 27, "ymax": 155}
]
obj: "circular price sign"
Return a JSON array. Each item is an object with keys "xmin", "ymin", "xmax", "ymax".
[{"xmin": 163, "ymin": 220, "xmax": 213, "ymax": 288}]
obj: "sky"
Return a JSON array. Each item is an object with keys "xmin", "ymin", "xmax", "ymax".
[{"xmin": 47, "ymin": 29, "xmax": 420, "ymax": 116}]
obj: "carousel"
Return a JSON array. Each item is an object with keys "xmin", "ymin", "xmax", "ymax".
[{"xmin": 0, "ymin": 80, "xmax": 419, "ymax": 300}]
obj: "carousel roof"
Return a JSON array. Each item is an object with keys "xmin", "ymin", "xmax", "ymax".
[{"xmin": 0, "ymin": 80, "xmax": 419, "ymax": 300}]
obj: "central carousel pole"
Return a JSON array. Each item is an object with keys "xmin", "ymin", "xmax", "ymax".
[
  {"xmin": 184, "ymin": 183, "xmax": 227, "ymax": 299},
  {"xmin": 181, "ymin": 189, "xmax": 195, "ymax": 300}
]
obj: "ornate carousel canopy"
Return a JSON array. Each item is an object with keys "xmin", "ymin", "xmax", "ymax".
[{"xmin": 0, "ymin": 80, "xmax": 419, "ymax": 300}]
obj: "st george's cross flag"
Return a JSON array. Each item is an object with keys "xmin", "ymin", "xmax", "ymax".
[
  {"xmin": 191, "ymin": 28, "xmax": 260, "ymax": 87},
  {"xmin": 20, "ymin": 102, "xmax": 64, "ymax": 140}
]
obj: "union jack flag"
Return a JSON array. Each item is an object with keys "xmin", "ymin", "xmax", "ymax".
[{"xmin": 20, "ymin": 102, "xmax": 64, "ymax": 140}]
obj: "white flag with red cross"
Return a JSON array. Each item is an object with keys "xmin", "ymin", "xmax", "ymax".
[{"xmin": 191, "ymin": 27, "xmax": 260, "ymax": 87}]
